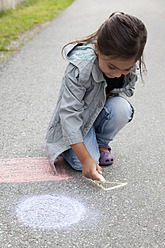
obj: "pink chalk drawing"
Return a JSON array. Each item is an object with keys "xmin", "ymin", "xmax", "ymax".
[{"xmin": 0, "ymin": 156, "xmax": 72, "ymax": 183}]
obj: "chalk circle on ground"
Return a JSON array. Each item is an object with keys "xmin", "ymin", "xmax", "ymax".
[{"xmin": 16, "ymin": 195, "xmax": 86, "ymax": 230}]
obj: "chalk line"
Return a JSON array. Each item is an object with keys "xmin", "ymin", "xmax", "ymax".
[{"xmin": 92, "ymin": 180, "xmax": 128, "ymax": 191}]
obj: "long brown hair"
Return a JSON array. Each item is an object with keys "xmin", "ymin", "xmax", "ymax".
[{"xmin": 62, "ymin": 12, "xmax": 147, "ymax": 77}]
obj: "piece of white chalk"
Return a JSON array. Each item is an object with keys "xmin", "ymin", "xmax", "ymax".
[{"xmin": 96, "ymin": 172, "xmax": 106, "ymax": 183}]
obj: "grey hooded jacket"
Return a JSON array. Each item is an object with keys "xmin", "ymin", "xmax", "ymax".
[{"xmin": 46, "ymin": 43, "xmax": 138, "ymax": 172}]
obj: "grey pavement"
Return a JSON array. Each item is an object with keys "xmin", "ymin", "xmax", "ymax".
[{"xmin": 0, "ymin": 0, "xmax": 165, "ymax": 247}]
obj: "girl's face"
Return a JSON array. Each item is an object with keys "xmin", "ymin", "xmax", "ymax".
[{"xmin": 94, "ymin": 42, "xmax": 136, "ymax": 78}]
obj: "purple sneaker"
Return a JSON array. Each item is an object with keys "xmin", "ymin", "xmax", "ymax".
[{"xmin": 99, "ymin": 145, "xmax": 114, "ymax": 165}]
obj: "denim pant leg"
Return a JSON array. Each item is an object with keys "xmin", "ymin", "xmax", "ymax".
[
  {"xmin": 63, "ymin": 125, "xmax": 100, "ymax": 171},
  {"xmin": 94, "ymin": 96, "xmax": 134, "ymax": 145}
]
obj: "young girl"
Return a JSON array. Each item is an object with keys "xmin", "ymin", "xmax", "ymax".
[{"xmin": 46, "ymin": 11, "xmax": 147, "ymax": 181}]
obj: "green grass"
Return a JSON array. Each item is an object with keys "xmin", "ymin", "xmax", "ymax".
[{"xmin": 0, "ymin": 0, "xmax": 74, "ymax": 51}]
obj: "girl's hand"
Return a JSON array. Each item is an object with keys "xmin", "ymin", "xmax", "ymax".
[
  {"xmin": 70, "ymin": 142, "xmax": 103, "ymax": 182},
  {"xmin": 82, "ymin": 158, "xmax": 102, "ymax": 181}
]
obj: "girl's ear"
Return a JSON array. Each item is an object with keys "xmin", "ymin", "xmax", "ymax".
[{"xmin": 94, "ymin": 41, "xmax": 99, "ymax": 55}]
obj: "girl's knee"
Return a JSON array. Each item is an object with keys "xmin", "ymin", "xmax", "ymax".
[{"xmin": 106, "ymin": 96, "xmax": 134, "ymax": 122}]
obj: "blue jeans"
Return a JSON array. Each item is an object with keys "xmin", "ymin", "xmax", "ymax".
[{"xmin": 63, "ymin": 96, "xmax": 134, "ymax": 171}]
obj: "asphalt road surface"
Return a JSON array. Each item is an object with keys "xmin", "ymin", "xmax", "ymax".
[{"xmin": 0, "ymin": 0, "xmax": 165, "ymax": 247}]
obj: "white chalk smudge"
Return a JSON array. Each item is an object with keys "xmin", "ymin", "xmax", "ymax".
[{"xmin": 16, "ymin": 195, "xmax": 86, "ymax": 229}]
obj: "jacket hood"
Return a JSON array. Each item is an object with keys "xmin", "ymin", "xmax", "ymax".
[
  {"xmin": 64, "ymin": 43, "xmax": 96, "ymax": 62},
  {"xmin": 63, "ymin": 43, "xmax": 104, "ymax": 83}
]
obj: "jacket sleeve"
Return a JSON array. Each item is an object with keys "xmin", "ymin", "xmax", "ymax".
[{"xmin": 59, "ymin": 63, "xmax": 86, "ymax": 146}]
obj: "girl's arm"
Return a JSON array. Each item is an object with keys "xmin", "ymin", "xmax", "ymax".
[
  {"xmin": 60, "ymin": 64, "xmax": 103, "ymax": 180},
  {"xmin": 70, "ymin": 142, "xmax": 102, "ymax": 181}
]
